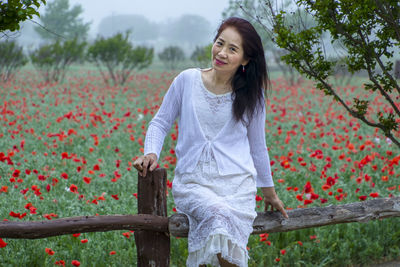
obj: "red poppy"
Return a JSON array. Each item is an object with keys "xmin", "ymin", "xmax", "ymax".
[
  {"xmin": 370, "ymin": 192, "xmax": 379, "ymax": 198},
  {"xmin": 69, "ymin": 184, "xmax": 78, "ymax": 193},
  {"xmin": 12, "ymin": 169, "xmax": 20, "ymax": 178},
  {"xmin": 321, "ymin": 184, "xmax": 331, "ymax": 191},
  {"xmin": 0, "ymin": 186, "xmax": 8, "ymax": 193},
  {"xmin": 45, "ymin": 248, "xmax": 55, "ymax": 255},
  {"xmin": 83, "ymin": 177, "xmax": 91, "ymax": 184},
  {"xmin": 320, "ymin": 198, "xmax": 328, "ymax": 203},
  {"xmin": 71, "ymin": 260, "xmax": 81, "ymax": 266},
  {"xmin": 304, "ymin": 199, "xmax": 313, "ymax": 205},
  {"xmin": 358, "ymin": 195, "xmax": 367, "ymax": 201},
  {"xmin": 55, "ymin": 260, "xmax": 65, "ymax": 266},
  {"xmin": 0, "ymin": 238, "xmax": 7, "ymax": 248},
  {"xmin": 122, "ymin": 232, "xmax": 131, "ymax": 238}
]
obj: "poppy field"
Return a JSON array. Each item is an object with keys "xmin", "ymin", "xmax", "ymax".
[{"xmin": 0, "ymin": 68, "xmax": 400, "ymax": 266}]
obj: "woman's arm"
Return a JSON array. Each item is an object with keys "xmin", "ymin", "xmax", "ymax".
[
  {"xmin": 247, "ymin": 99, "xmax": 274, "ymax": 187},
  {"xmin": 248, "ymin": 98, "xmax": 288, "ymax": 218},
  {"xmin": 143, "ymin": 75, "xmax": 182, "ymax": 160},
  {"xmin": 134, "ymin": 74, "xmax": 183, "ymax": 176}
]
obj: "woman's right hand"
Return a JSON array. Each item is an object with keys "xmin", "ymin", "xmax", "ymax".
[{"xmin": 133, "ymin": 153, "xmax": 158, "ymax": 177}]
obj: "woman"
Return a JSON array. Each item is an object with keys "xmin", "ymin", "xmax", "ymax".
[{"xmin": 134, "ymin": 17, "xmax": 288, "ymax": 267}]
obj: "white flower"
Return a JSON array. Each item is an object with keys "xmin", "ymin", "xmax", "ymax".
[{"xmin": 374, "ymin": 137, "xmax": 380, "ymax": 144}]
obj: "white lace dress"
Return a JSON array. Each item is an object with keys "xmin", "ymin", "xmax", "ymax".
[{"xmin": 172, "ymin": 69, "xmax": 257, "ymax": 267}]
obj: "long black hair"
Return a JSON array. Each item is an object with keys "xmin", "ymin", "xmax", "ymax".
[{"xmin": 214, "ymin": 17, "xmax": 269, "ymax": 125}]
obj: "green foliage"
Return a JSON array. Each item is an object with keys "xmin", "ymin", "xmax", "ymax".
[
  {"xmin": 190, "ymin": 44, "xmax": 212, "ymax": 68},
  {"xmin": 158, "ymin": 46, "xmax": 185, "ymax": 70},
  {"xmin": 30, "ymin": 38, "xmax": 86, "ymax": 82},
  {"xmin": 262, "ymin": 0, "xmax": 400, "ymax": 147},
  {"xmin": 0, "ymin": 0, "xmax": 46, "ymax": 33},
  {"xmin": 34, "ymin": 0, "xmax": 90, "ymax": 41},
  {"xmin": 0, "ymin": 40, "xmax": 28, "ymax": 82},
  {"xmin": 87, "ymin": 32, "xmax": 154, "ymax": 85}
]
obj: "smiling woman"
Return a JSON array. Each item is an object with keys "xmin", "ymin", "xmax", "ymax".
[{"xmin": 133, "ymin": 17, "xmax": 287, "ymax": 267}]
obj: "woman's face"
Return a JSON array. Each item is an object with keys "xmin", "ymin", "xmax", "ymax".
[{"xmin": 211, "ymin": 27, "xmax": 249, "ymax": 75}]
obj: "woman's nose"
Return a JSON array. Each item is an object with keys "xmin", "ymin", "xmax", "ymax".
[{"xmin": 218, "ymin": 48, "xmax": 227, "ymax": 58}]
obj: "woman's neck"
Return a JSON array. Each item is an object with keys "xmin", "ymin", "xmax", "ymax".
[{"xmin": 207, "ymin": 68, "xmax": 234, "ymax": 91}]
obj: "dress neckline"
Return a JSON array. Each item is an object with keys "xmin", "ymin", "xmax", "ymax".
[{"xmin": 196, "ymin": 68, "xmax": 232, "ymax": 97}]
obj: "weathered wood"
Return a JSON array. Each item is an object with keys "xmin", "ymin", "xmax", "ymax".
[
  {"xmin": 169, "ymin": 197, "xmax": 400, "ymax": 237},
  {"xmin": 0, "ymin": 214, "xmax": 168, "ymax": 239},
  {"xmin": 134, "ymin": 168, "xmax": 170, "ymax": 267},
  {"xmin": 1, "ymin": 197, "xmax": 399, "ymax": 241},
  {"xmin": 395, "ymin": 60, "xmax": 400, "ymax": 79}
]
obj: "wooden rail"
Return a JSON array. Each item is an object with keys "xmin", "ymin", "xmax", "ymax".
[
  {"xmin": 1, "ymin": 168, "xmax": 400, "ymax": 266},
  {"xmin": 1, "ymin": 197, "xmax": 400, "ymax": 239}
]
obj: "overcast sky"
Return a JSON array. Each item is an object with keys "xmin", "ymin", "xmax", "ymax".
[{"xmin": 68, "ymin": 0, "xmax": 231, "ymax": 34}]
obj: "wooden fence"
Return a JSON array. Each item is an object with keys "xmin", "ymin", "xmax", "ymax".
[{"xmin": 1, "ymin": 168, "xmax": 400, "ymax": 266}]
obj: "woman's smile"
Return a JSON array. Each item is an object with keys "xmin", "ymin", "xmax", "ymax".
[{"xmin": 214, "ymin": 58, "xmax": 226, "ymax": 65}]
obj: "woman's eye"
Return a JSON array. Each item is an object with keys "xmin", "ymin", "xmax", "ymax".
[{"xmin": 230, "ymin": 47, "xmax": 236, "ymax": 52}]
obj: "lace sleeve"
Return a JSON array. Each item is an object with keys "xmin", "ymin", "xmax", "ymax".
[
  {"xmin": 144, "ymin": 75, "xmax": 182, "ymax": 159},
  {"xmin": 247, "ymin": 99, "xmax": 274, "ymax": 188}
]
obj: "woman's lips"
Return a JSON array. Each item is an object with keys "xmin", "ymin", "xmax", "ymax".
[{"xmin": 215, "ymin": 58, "xmax": 226, "ymax": 65}]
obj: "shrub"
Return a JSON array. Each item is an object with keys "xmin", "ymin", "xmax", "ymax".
[
  {"xmin": 158, "ymin": 46, "xmax": 185, "ymax": 70},
  {"xmin": 87, "ymin": 32, "xmax": 153, "ymax": 85},
  {"xmin": 30, "ymin": 38, "xmax": 86, "ymax": 82},
  {"xmin": 190, "ymin": 44, "xmax": 212, "ymax": 69},
  {"xmin": 0, "ymin": 41, "xmax": 28, "ymax": 82}
]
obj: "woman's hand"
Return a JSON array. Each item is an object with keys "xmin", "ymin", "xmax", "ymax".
[
  {"xmin": 261, "ymin": 187, "xmax": 289, "ymax": 219},
  {"xmin": 133, "ymin": 153, "xmax": 158, "ymax": 177}
]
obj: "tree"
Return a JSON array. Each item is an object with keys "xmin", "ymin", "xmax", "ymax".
[
  {"xmin": 158, "ymin": 46, "xmax": 185, "ymax": 70},
  {"xmin": 87, "ymin": 32, "xmax": 154, "ymax": 85},
  {"xmin": 30, "ymin": 38, "xmax": 86, "ymax": 82},
  {"xmin": 97, "ymin": 14, "xmax": 159, "ymax": 42},
  {"xmin": 161, "ymin": 15, "xmax": 212, "ymax": 47},
  {"xmin": 190, "ymin": 44, "xmax": 212, "ymax": 69},
  {"xmin": 0, "ymin": 0, "xmax": 46, "ymax": 34},
  {"xmin": 240, "ymin": 0, "xmax": 400, "ymax": 148},
  {"xmin": 0, "ymin": 41, "xmax": 28, "ymax": 82},
  {"xmin": 35, "ymin": 0, "xmax": 90, "ymax": 41}
]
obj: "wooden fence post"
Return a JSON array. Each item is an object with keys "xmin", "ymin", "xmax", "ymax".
[
  {"xmin": 395, "ymin": 60, "xmax": 400, "ymax": 79},
  {"xmin": 134, "ymin": 168, "xmax": 170, "ymax": 267}
]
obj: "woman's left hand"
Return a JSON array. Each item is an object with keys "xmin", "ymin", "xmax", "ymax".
[{"xmin": 261, "ymin": 187, "xmax": 289, "ymax": 219}]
